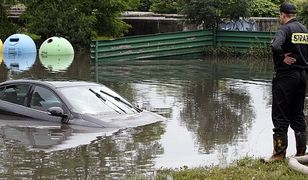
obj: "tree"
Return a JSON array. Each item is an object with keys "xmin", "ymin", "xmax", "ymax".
[
  {"xmin": 180, "ymin": 0, "xmax": 251, "ymax": 29},
  {"xmin": 23, "ymin": 0, "xmax": 95, "ymax": 47},
  {"xmin": 23, "ymin": 0, "xmax": 132, "ymax": 47},
  {"xmin": 221, "ymin": 0, "xmax": 251, "ymax": 20},
  {"xmin": 136, "ymin": 0, "xmax": 153, "ymax": 11},
  {"xmin": 0, "ymin": 2, "xmax": 17, "ymax": 40},
  {"xmin": 270, "ymin": 0, "xmax": 285, "ymax": 4},
  {"xmin": 150, "ymin": 0, "xmax": 179, "ymax": 14},
  {"xmin": 297, "ymin": 1, "xmax": 308, "ymax": 27},
  {"xmin": 125, "ymin": 0, "xmax": 141, "ymax": 10},
  {"xmin": 93, "ymin": 0, "xmax": 130, "ymax": 38},
  {"xmin": 249, "ymin": 0, "xmax": 279, "ymax": 17}
]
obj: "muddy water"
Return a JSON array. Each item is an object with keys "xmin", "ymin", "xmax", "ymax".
[{"xmin": 0, "ymin": 53, "xmax": 303, "ymax": 179}]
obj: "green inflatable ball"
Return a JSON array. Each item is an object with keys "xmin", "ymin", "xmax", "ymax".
[{"xmin": 39, "ymin": 37, "xmax": 74, "ymax": 55}]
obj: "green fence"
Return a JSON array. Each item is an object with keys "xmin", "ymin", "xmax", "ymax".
[
  {"xmin": 91, "ymin": 30, "xmax": 275, "ymax": 62},
  {"xmin": 216, "ymin": 31, "xmax": 274, "ymax": 49}
]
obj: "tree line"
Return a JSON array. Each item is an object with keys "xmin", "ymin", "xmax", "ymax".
[{"xmin": 0, "ymin": 0, "xmax": 307, "ymax": 48}]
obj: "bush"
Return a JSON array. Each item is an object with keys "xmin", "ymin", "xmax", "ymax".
[
  {"xmin": 23, "ymin": 0, "xmax": 95, "ymax": 48},
  {"xmin": 136, "ymin": 0, "xmax": 153, "ymax": 11},
  {"xmin": 297, "ymin": 2, "xmax": 308, "ymax": 27},
  {"xmin": 94, "ymin": 0, "xmax": 131, "ymax": 38},
  {"xmin": 22, "ymin": 0, "xmax": 131, "ymax": 48},
  {"xmin": 181, "ymin": 0, "xmax": 251, "ymax": 29},
  {"xmin": 150, "ymin": 0, "xmax": 179, "ymax": 14},
  {"xmin": 249, "ymin": 0, "xmax": 279, "ymax": 17}
]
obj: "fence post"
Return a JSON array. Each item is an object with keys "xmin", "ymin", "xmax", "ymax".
[
  {"xmin": 95, "ymin": 41, "xmax": 99, "ymax": 63},
  {"xmin": 95, "ymin": 41, "xmax": 99, "ymax": 82},
  {"xmin": 212, "ymin": 29, "xmax": 217, "ymax": 47}
]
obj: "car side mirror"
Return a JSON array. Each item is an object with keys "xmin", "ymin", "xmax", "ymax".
[{"xmin": 48, "ymin": 107, "xmax": 67, "ymax": 118}]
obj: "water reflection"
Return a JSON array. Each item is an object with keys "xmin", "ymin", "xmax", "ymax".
[
  {"xmin": 0, "ymin": 61, "xmax": 8, "ymax": 82},
  {"xmin": 0, "ymin": 121, "xmax": 165, "ymax": 179},
  {"xmin": 0, "ymin": 53, "xmax": 2, "ymax": 65},
  {"xmin": 3, "ymin": 52, "xmax": 36, "ymax": 72},
  {"xmin": 92, "ymin": 58, "xmax": 276, "ymax": 167},
  {"xmin": 0, "ymin": 54, "xmax": 295, "ymax": 178},
  {"xmin": 39, "ymin": 53, "xmax": 74, "ymax": 72},
  {"xmin": 0, "ymin": 124, "xmax": 74, "ymax": 150},
  {"xmin": 180, "ymin": 79, "xmax": 254, "ymax": 153},
  {"xmin": 92, "ymin": 59, "xmax": 273, "ymax": 83},
  {"xmin": 0, "ymin": 114, "xmax": 120, "ymax": 151},
  {"xmin": 0, "ymin": 52, "xmax": 90, "ymax": 81}
]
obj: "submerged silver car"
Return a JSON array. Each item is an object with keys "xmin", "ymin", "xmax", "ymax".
[{"xmin": 0, "ymin": 80, "xmax": 164, "ymax": 128}]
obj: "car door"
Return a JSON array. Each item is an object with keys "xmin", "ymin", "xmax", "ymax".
[
  {"xmin": 22, "ymin": 85, "xmax": 69, "ymax": 122},
  {"xmin": 0, "ymin": 83, "xmax": 30, "ymax": 116}
]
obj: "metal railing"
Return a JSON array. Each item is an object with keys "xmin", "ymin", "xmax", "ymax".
[
  {"xmin": 91, "ymin": 30, "xmax": 275, "ymax": 62},
  {"xmin": 216, "ymin": 31, "xmax": 274, "ymax": 49}
]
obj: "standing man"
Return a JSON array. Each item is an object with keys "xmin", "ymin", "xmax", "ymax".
[{"xmin": 263, "ymin": 2, "xmax": 308, "ymax": 163}]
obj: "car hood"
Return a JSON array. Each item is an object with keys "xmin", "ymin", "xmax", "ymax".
[{"xmin": 79, "ymin": 110, "xmax": 165, "ymax": 128}]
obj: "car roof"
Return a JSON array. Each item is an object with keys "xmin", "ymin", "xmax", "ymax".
[{"xmin": 0, "ymin": 79, "xmax": 100, "ymax": 88}]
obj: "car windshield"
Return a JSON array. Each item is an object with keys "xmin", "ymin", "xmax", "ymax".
[{"xmin": 58, "ymin": 85, "xmax": 138, "ymax": 115}]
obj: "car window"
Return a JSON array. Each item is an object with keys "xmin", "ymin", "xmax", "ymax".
[
  {"xmin": 0, "ymin": 84, "xmax": 30, "ymax": 105},
  {"xmin": 59, "ymin": 86, "xmax": 116, "ymax": 114},
  {"xmin": 59, "ymin": 85, "xmax": 136, "ymax": 115},
  {"xmin": 30, "ymin": 86, "xmax": 63, "ymax": 112}
]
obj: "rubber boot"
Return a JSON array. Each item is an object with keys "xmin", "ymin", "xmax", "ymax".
[
  {"xmin": 295, "ymin": 132, "xmax": 307, "ymax": 156},
  {"xmin": 261, "ymin": 133, "xmax": 288, "ymax": 163}
]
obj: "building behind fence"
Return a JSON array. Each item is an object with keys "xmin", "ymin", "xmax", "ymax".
[{"xmin": 122, "ymin": 12, "xmax": 279, "ymax": 36}]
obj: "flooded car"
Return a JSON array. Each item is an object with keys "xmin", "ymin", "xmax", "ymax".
[{"xmin": 0, "ymin": 80, "xmax": 164, "ymax": 128}]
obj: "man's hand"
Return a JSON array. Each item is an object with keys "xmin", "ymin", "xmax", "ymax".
[{"xmin": 284, "ymin": 53, "xmax": 296, "ymax": 65}]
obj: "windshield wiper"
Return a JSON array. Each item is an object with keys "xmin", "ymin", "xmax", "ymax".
[
  {"xmin": 89, "ymin": 89, "xmax": 126, "ymax": 114},
  {"xmin": 100, "ymin": 90, "xmax": 142, "ymax": 113}
]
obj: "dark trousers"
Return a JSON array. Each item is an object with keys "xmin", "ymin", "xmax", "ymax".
[{"xmin": 272, "ymin": 70, "xmax": 307, "ymax": 134}]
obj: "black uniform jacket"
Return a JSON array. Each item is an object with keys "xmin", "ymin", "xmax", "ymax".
[{"xmin": 271, "ymin": 19, "xmax": 308, "ymax": 72}]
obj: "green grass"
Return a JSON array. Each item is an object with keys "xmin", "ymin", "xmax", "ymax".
[
  {"xmin": 204, "ymin": 44, "xmax": 272, "ymax": 58},
  {"xmin": 154, "ymin": 157, "xmax": 308, "ymax": 180}
]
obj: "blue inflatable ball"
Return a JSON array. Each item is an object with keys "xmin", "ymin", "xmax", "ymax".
[
  {"xmin": 3, "ymin": 52, "xmax": 37, "ymax": 71},
  {"xmin": 3, "ymin": 34, "xmax": 37, "ymax": 55},
  {"xmin": 39, "ymin": 37, "xmax": 74, "ymax": 55}
]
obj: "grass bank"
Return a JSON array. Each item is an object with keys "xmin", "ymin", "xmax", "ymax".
[
  {"xmin": 204, "ymin": 44, "xmax": 272, "ymax": 59},
  {"xmin": 154, "ymin": 157, "xmax": 307, "ymax": 180}
]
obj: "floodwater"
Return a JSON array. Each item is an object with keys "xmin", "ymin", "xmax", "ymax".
[{"xmin": 0, "ymin": 52, "xmax": 306, "ymax": 179}]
